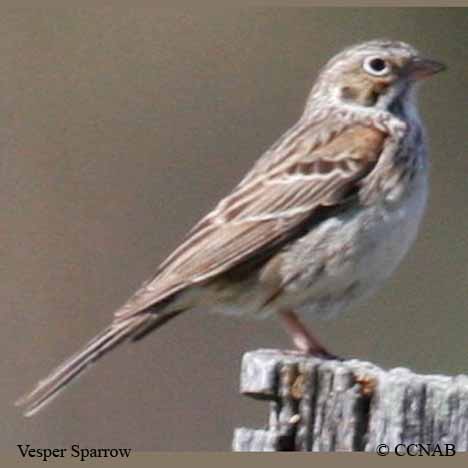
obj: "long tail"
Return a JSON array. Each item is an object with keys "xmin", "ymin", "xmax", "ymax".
[{"xmin": 15, "ymin": 311, "xmax": 182, "ymax": 417}]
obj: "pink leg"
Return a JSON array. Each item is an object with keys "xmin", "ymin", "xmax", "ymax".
[{"xmin": 278, "ymin": 309, "xmax": 339, "ymax": 359}]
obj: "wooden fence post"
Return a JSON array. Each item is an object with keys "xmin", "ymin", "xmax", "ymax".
[{"xmin": 233, "ymin": 349, "xmax": 468, "ymax": 452}]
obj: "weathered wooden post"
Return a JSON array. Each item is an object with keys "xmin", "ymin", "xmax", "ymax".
[{"xmin": 233, "ymin": 349, "xmax": 468, "ymax": 452}]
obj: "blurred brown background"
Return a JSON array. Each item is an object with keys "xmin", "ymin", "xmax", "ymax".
[{"xmin": 2, "ymin": 7, "xmax": 467, "ymax": 451}]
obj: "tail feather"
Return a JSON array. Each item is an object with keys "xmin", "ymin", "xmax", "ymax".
[
  {"xmin": 16, "ymin": 314, "xmax": 151, "ymax": 417},
  {"xmin": 131, "ymin": 309, "xmax": 184, "ymax": 341}
]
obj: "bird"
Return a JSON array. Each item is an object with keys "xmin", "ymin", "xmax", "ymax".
[{"xmin": 16, "ymin": 39, "xmax": 445, "ymax": 417}]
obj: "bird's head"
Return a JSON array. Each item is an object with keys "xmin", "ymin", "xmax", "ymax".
[{"xmin": 308, "ymin": 40, "xmax": 445, "ymax": 113}]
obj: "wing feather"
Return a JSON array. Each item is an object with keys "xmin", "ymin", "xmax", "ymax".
[{"xmin": 114, "ymin": 123, "xmax": 386, "ymax": 320}]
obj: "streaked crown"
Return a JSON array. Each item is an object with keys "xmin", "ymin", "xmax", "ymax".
[{"xmin": 306, "ymin": 40, "xmax": 445, "ymax": 111}]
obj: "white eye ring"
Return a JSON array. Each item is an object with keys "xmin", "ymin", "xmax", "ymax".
[{"xmin": 363, "ymin": 56, "xmax": 390, "ymax": 76}]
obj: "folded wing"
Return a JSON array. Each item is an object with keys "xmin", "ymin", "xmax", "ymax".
[{"xmin": 114, "ymin": 123, "xmax": 387, "ymax": 320}]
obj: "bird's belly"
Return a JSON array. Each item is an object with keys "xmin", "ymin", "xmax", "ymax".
[
  {"xmin": 195, "ymin": 173, "xmax": 428, "ymax": 320},
  {"xmin": 279, "ymin": 174, "xmax": 429, "ymax": 319}
]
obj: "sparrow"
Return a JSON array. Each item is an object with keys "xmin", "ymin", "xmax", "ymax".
[{"xmin": 16, "ymin": 39, "xmax": 445, "ymax": 416}]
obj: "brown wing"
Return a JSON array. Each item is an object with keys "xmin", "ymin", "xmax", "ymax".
[{"xmin": 114, "ymin": 123, "xmax": 387, "ymax": 320}]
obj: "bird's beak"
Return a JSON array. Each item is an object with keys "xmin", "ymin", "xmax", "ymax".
[{"xmin": 403, "ymin": 57, "xmax": 446, "ymax": 80}]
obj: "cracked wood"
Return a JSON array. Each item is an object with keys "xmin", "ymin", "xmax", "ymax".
[{"xmin": 232, "ymin": 349, "xmax": 468, "ymax": 451}]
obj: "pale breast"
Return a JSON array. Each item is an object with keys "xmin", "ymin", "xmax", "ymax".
[
  {"xmin": 187, "ymin": 150, "xmax": 429, "ymax": 321},
  {"xmin": 275, "ymin": 165, "xmax": 429, "ymax": 319}
]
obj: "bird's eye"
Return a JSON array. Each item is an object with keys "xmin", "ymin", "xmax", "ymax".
[{"xmin": 363, "ymin": 56, "xmax": 390, "ymax": 76}]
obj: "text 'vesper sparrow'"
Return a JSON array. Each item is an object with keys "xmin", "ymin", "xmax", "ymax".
[{"xmin": 17, "ymin": 39, "xmax": 445, "ymax": 416}]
